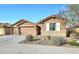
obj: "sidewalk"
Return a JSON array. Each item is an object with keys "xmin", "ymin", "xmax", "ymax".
[{"xmin": 0, "ymin": 43, "xmax": 79, "ymax": 54}]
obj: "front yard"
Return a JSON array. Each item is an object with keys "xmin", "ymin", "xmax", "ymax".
[
  {"xmin": 21, "ymin": 39, "xmax": 79, "ymax": 48},
  {"xmin": 19, "ymin": 35, "xmax": 79, "ymax": 48},
  {"xmin": 0, "ymin": 35, "xmax": 79, "ymax": 54}
]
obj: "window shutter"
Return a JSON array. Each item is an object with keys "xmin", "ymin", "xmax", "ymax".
[
  {"xmin": 46, "ymin": 23, "xmax": 49, "ymax": 31},
  {"xmin": 56, "ymin": 23, "xmax": 60, "ymax": 31}
]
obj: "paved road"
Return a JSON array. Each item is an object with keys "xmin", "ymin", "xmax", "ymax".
[{"xmin": 0, "ymin": 43, "xmax": 79, "ymax": 54}]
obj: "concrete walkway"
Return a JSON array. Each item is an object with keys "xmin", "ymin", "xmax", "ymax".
[{"xmin": 0, "ymin": 43, "xmax": 79, "ymax": 54}]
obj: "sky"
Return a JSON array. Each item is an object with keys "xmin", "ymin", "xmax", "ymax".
[{"xmin": 0, "ymin": 4, "xmax": 67, "ymax": 24}]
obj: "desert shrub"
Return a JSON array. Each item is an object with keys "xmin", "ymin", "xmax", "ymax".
[
  {"xmin": 75, "ymin": 33, "xmax": 79, "ymax": 39},
  {"xmin": 70, "ymin": 32, "xmax": 79, "ymax": 39},
  {"xmin": 43, "ymin": 36, "xmax": 50, "ymax": 40},
  {"xmin": 50, "ymin": 36, "xmax": 65, "ymax": 46},
  {"xmin": 25, "ymin": 35, "xmax": 33, "ymax": 41},
  {"xmin": 67, "ymin": 40, "xmax": 79, "ymax": 46},
  {"xmin": 70, "ymin": 32, "xmax": 76, "ymax": 38}
]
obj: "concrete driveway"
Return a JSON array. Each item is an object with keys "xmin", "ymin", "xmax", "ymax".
[
  {"xmin": 0, "ymin": 35, "xmax": 26, "ymax": 43},
  {"xmin": 0, "ymin": 43, "xmax": 79, "ymax": 54}
]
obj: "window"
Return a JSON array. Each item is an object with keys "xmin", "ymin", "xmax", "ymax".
[
  {"xmin": 46, "ymin": 23, "xmax": 60, "ymax": 31},
  {"xmin": 49, "ymin": 23, "xmax": 56, "ymax": 31}
]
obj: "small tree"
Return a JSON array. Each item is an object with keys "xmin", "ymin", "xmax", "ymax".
[
  {"xmin": 58, "ymin": 4, "xmax": 79, "ymax": 37},
  {"xmin": 59, "ymin": 4, "xmax": 79, "ymax": 27}
]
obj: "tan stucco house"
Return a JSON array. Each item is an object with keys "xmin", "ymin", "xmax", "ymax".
[
  {"xmin": 12, "ymin": 15, "xmax": 67, "ymax": 37},
  {"xmin": 0, "ymin": 23, "xmax": 11, "ymax": 35}
]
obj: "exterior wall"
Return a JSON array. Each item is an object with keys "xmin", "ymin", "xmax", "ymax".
[
  {"xmin": 0, "ymin": 27, "xmax": 5, "ymax": 35},
  {"xmin": 0, "ymin": 27, "xmax": 11, "ymax": 35},
  {"xmin": 38, "ymin": 18, "xmax": 66, "ymax": 37}
]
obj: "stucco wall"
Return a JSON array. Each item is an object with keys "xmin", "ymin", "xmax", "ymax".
[
  {"xmin": 38, "ymin": 18, "xmax": 66, "ymax": 36},
  {"xmin": 0, "ymin": 28, "xmax": 5, "ymax": 35}
]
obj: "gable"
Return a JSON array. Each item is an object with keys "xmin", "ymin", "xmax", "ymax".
[
  {"xmin": 19, "ymin": 22, "xmax": 36, "ymax": 27},
  {"xmin": 12, "ymin": 19, "xmax": 36, "ymax": 27},
  {"xmin": 43, "ymin": 17, "xmax": 63, "ymax": 23},
  {"xmin": 12, "ymin": 20, "xmax": 26, "ymax": 27},
  {"xmin": 38, "ymin": 15, "xmax": 67, "ymax": 24},
  {"xmin": 41, "ymin": 17, "xmax": 66, "ymax": 26}
]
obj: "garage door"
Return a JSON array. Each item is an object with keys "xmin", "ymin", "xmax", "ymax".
[
  {"xmin": 13, "ymin": 28, "xmax": 19, "ymax": 35},
  {"xmin": 20, "ymin": 27, "xmax": 36, "ymax": 35}
]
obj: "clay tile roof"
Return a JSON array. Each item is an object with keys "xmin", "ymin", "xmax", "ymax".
[{"xmin": 38, "ymin": 15, "xmax": 67, "ymax": 24}]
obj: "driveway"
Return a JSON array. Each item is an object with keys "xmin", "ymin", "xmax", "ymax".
[
  {"xmin": 0, "ymin": 43, "xmax": 79, "ymax": 54},
  {"xmin": 0, "ymin": 35, "xmax": 26, "ymax": 43}
]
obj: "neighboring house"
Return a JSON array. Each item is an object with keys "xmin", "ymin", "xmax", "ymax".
[
  {"xmin": 37, "ymin": 15, "xmax": 67, "ymax": 36},
  {"xmin": 12, "ymin": 19, "xmax": 40, "ymax": 35},
  {"xmin": 0, "ymin": 23, "xmax": 11, "ymax": 35}
]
